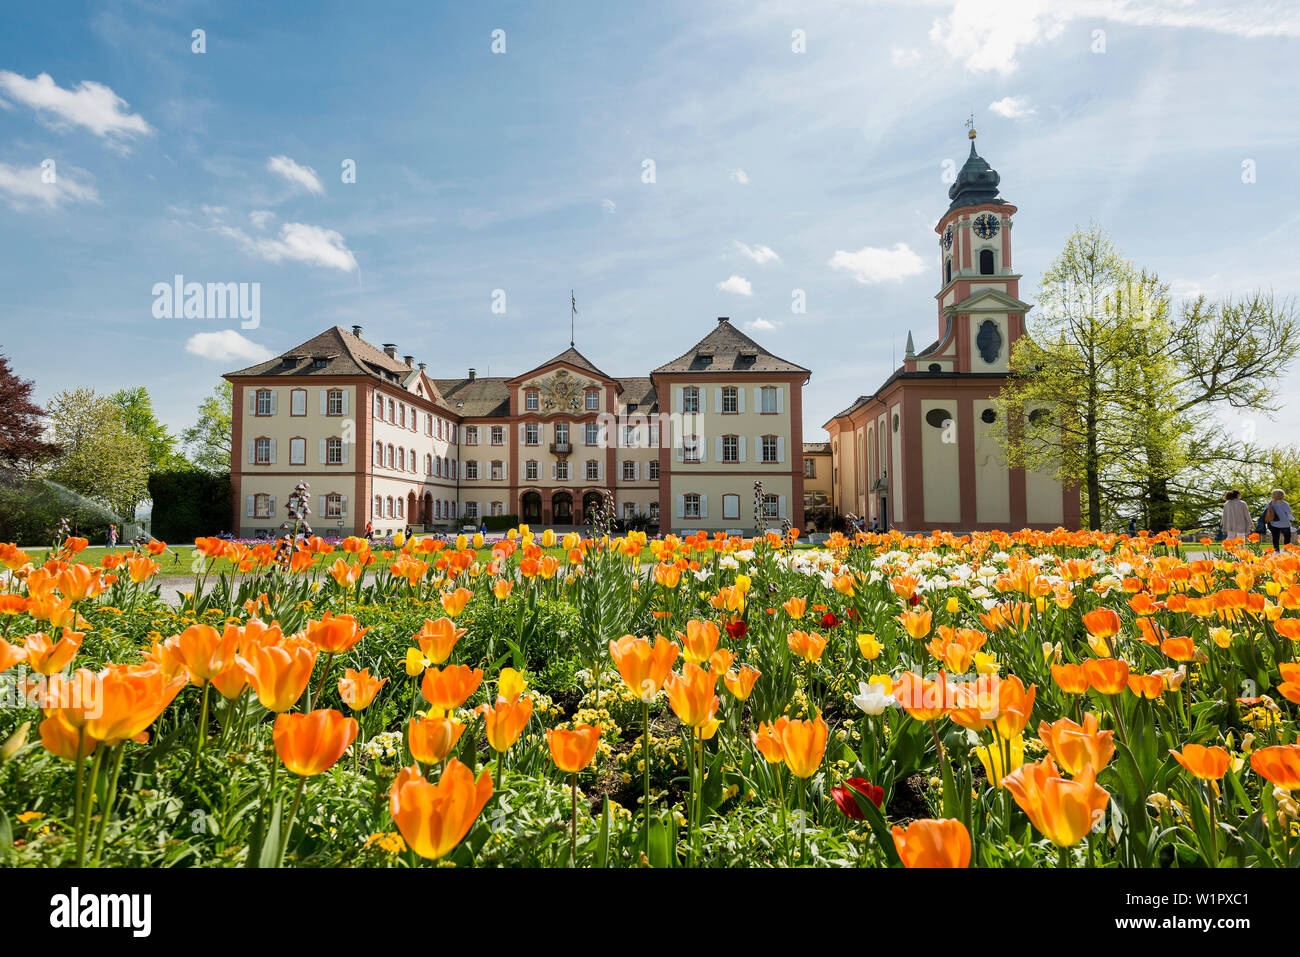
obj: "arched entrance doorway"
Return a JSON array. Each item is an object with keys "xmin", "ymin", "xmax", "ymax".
[
  {"xmin": 406, "ymin": 491, "xmax": 417, "ymax": 526},
  {"xmin": 582, "ymin": 491, "xmax": 603, "ymax": 527},
  {"xmin": 521, "ymin": 491, "xmax": 542, "ymax": 524},
  {"xmin": 422, "ymin": 493, "xmax": 433, "ymax": 525},
  {"xmin": 552, "ymin": 490, "xmax": 573, "ymax": 525}
]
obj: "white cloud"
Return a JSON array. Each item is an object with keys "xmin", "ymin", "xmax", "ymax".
[
  {"xmin": 601, "ymin": 198, "xmax": 616, "ymax": 214},
  {"xmin": 267, "ymin": 155, "xmax": 324, "ymax": 195},
  {"xmin": 989, "ymin": 95, "xmax": 1036, "ymax": 120},
  {"xmin": 734, "ymin": 241, "xmax": 780, "ymax": 265},
  {"xmin": 716, "ymin": 275, "xmax": 752, "ymax": 296},
  {"xmin": 218, "ymin": 221, "xmax": 358, "ymax": 272},
  {"xmin": 729, "ymin": 168, "xmax": 750, "ymax": 185},
  {"xmin": 829, "ymin": 243, "xmax": 925, "ymax": 284},
  {"xmin": 929, "ymin": 0, "xmax": 1300, "ymax": 76},
  {"xmin": 891, "ymin": 47, "xmax": 923, "ymax": 66},
  {"xmin": 0, "ymin": 161, "xmax": 99, "ymax": 209},
  {"xmin": 0, "ymin": 71, "xmax": 152, "ymax": 144},
  {"xmin": 745, "ymin": 318, "xmax": 779, "ymax": 332},
  {"xmin": 249, "ymin": 209, "xmax": 276, "ymax": 230},
  {"xmin": 184, "ymin": 330, "xmax": 274, "ymax": 363}
]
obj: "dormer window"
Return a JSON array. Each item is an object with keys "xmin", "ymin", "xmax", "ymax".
[
  {"xmin": 739, "ymin": 353, "xmax": 757, "ymax": 365},
  {"xmin": 312, "ymin": 357, "xmax": 327, "ymax": 369},
  {"xmin": 281, "ymin": 356, "xmax": 296, "ymax": 368},
  {"xmin": 695, "ymin": 353, "xmax": 713, "ymax": 367}
]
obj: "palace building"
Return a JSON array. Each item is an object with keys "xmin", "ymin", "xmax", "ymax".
[
  {"xmin": 225, "ymin": 317, "xmax": 809, "ymax": 537},
  {"xmin": 822, "ymin": 130, "xmax": 1079, "ymax": 531}
]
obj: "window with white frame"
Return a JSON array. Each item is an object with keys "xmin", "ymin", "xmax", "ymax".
[
  {"xmin": 386, "ymin": 444, "xmax": 394, "ymax": 468},
  {"xmin": 254, "ymin": 493, "xmax": 272, "ymax": 518},
  {"xmin": 327, "ymin": 389, "xmax": 344, "ymax": 415},
  {"xmin": 555, "ymin": 422, "xmax": 569, "ymax": 445},
  {"xmin": 683, "ymin": 436, "xmax": 700, "ymax": 463},
  {"xmin": 648, "ymin": 460, "xmax": 659, "ymax": 480},
  {"xmin": 397, "ymin": 448, "xmax": 405, "ymax": 471},
  {"xmin": 385, "ymin": 496, "xmax": 394, "ymax": 518},
  {"xmin": 649, "ymin": 502, "xmax": 659, "ymax": 522},
  {"xmin": 491, "ymin": 460, "xmax": 503, "ymax": 481},
  {"xmin": 804, "ymin": 457, "xmax": 817, "ymax": 477},
  {"xmin": 465, "ymin": 426, "xmax": 479, "ymax": 445},
  {"xmin": 256, "ymin": 390, "xmax": 273, "ymax": 415},
  {"xmin": 491, "ymin": 501, "xmax": 503, "ymax": 516},
  {"xmin": 326, "ymin": 437, "xmax": 343, "ymax": 464},
  {"xmin": 763, "ymin": 494, "xmax": 779, "ymax": 519},
  {"xmin": 622, "ymin": 460, "xmax": 635, "ymax": 481},
  {"xmin": 683, "ymin": 493, "xmax": 701, "ymax": 517},
  {"xmin": 290, "ymin": 437, "xmax": 306, "ymax": 465},
  {"xmin": 761, "ymin": 387, "xmax": 778, "ymax": 414},
  {"xmin": 466, "ymin": 460, "xmax": 479, "ymax": 480},
  {"xmin": 525, "ymin": 391, "xmax": 539, "ymax": 411},
  {"xmin": 325, "ymin": 493, "xmax": 343, "ymax": 518},
  {"xmin": 526, "ymin": 460, "xmax": 538, "ymax": 481},
  {"xmin": 762, "ymin": 435, "xmax": 778, "ymax": 463},
  {"xmin": 585, "ymin": 422, "xmax": 599, "ymax": 445},
  {"xmin": 623, "ymin": 425, "xmax": 638, "ymax": 447},
  {"xmin": 722, "ymin": 387, "xmax": 738, "ymax": 413},
  {"xmin": 587, "ymin": 460, "xmax": 600, "ymax": 481},
  {"xmin": 682, "ymin": 387, "xmax": 699, "ymax": 413},
  {"xmin": 586, "ymin": 390, "xmax": 599, "ymax": 410},
  {"xmin": 556, "ymin": 460, "xmax": 569, "ymax": 480},
  {"xmin": 722, "ymin": 435, "xmax": 739, "ymax": 462},
  {"xmin": 464, "ymin": 501, "xmax": 479, "ymax": 520},
  {"xmin": 491, "ymin": 426, "xmax": 504, "ymax": 446},
  {"xmin": 426, "ymin": 454, "xmax": 433, "ymax": 475},
  {"xmin": 255, "ymin": 437, "xmax": 271, "ymax": 464},
  {"xmin": 374, "ymin": 394, "xmax": 383, "ymax": 418},
  {"xmin": 525, "ymin": 424, "xmax": 539, "ymax": 446},
  {"xmin": 373, "ymin": 495, "xmax": 381, "ymax": 517},
  {"xmin": 396, "ymin": 498, "xmax": 404, "ymax": 518},
  {"xmin": 399, "ymin": 404, "xmax": 406, "ymax": 428},
  {"xmin": 387, "ymin": 399, "xmax": 395, "ymax": 422},
  {"xmin": 623, "ymin": 502, "xmax": 636, "ymax": 519}
]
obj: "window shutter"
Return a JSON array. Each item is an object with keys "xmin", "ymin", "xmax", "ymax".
[
  {"xmin": 699, "ymin": 389, "xmax": 707, "ymax": 413},
  {"xmin": 247, "ymin": 390, "xmax": 255, "ymax": 415},
  {"xmin": 650, "ymin": 424, "xmax": 659, "ymax": 445},
  {"xmin": 320, "ymin": 390, "xmax": 328, "ymax": 414},
  {"xmin": 738, "ymin": 436, "xmax": 746, "ymax": 462},
  {"xmin": 633, "ymin": 461, "xmax": 640, "ymax": 480},
  {"xmin": 246, "ymin": 440, "xmax": 254, "ymax": 464},
  {"xmin": 269, "ymin": 496, "xmax": 275, "ymax": 515},
  {"xmin": 714, "ymin": 387, "xmax": 722, "ymax": 412},
  {"xmin": 319, "ymin": 495, "xmax": 327, "ymax": 515},
  {"xmin": 341, "ymin": 391, "xmax": 349, "ymax": 415},
  {"xmin": 753, "ymin": 387, "xmax": 761, "ymax": 412},
  {"xmin": 550, "ymin": 462, "xmax": 557, "ymax": 480},
  {"xmin": 598, "ymin": 461, "xmax": 604, "ymax": 480},
  {"xmin": 715, "ymin": 436, "xmax": 723, "ymax": 461},
  {"xmin": 738, "ymin": 388, "xmax": 745, "ymax": 413},
  {"xmin": 341, "ymin": 441, "xmax": 349, "ymax": 464},
  {"xmin": 698, "ymin": 440, "xmax": 706, "ymax": 463},
  {"xmin": 777, "ymin": 436, "xmax": 785, "ymax": 463},
  {"xmin": 675, "ymin": 387, "xmax": 683, "ymax": 412},
  {"xmin": 776, "ymin": 387, "xmax": 784, "ymax": 414},
  {"xmin": 700, "ymin": 494, "xmax": 708, "ymax": 518},
  {"xmin": 269, "ymin": 391, "xmax": 278, "ymax": 414},
  {"xmin": 779, "ymin": 495, "xmax": 787, "ymax": 518},
  {"xmin": 319, "ymin": 439, "xmax": 327, "ymax": 464},
  {"xmin": 676, "ymin": 446, "xmax": 684, "ymax": 463},
  {"xmin": 676, "ymin": 495, "xmax": 685, "ymax": 518},
  {"xmin": 341, "ymin": 495, "xmax": 348, "ymax": 516},
  {"xmin": 245, "ymin": 495, "xmax": 254, "ymax": 517},
  {"xmin": 268, "ymin": 438, "xmax": 276, "ymax": 463},
  {"xmin": 538, "ymin": 423, "xmax": 546, "ymax": 443}
]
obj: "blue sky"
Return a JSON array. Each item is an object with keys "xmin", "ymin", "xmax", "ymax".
[{"xmin": 1, "ymin": 0, "xmax": 1298, "ymax": 444}]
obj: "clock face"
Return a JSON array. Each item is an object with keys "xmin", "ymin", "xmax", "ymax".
[
  {"xmin": 973, "ymin": 213, "xmax": 1000, "ymax": 240},
  {"xmin": 942, "ymin": 225, "xmax": 953, "ymax": 250}
]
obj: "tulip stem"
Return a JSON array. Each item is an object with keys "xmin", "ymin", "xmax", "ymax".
[
  {"xmin": 279, "ymin": 775, "xmax": 307, "ymax": 867},
  {"xmin": 311, "ymin": 652, "xmax": 335, "ymax": 709},
  {"xmin": 641, "ymin": 703, "xmax": 652, "ymax": 865},
  {"xmin": 76, "ymin": 746, "xmax": 105, "ymax": 868},
  {"xmin": 72, "ymin": 728, "xmax": 86, "ymax": 845},
  {"xmin": 91, "ymin": 743, "xmax": 126, "ymax": 866},
  {"xmin": 195, "ymin": 683, "xmax": 211, "ymax": 758},
  {"xmin": 569, "ymin": 772, "xmax": 578, "ymax": 867}
]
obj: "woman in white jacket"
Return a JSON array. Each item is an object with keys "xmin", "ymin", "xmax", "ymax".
[{"xmin": 1220, "ymin": 490, "xmax": 1253, "ymax": 542}]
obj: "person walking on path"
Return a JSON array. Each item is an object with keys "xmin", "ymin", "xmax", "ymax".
[
  {"xmin": 365, "ymin": 521, "xmax": 373, "ymax": 542},
  {"xmin": 1265, "ymin": 489, "xmax": 1294, "ymax": 552},
  {"xmin": 1221, "ymin": 490, "xmax": 1253, "ymax": 542},
  {"xmin": 106, "ymin": 524, "xmax": 117, "ymax": 547}
]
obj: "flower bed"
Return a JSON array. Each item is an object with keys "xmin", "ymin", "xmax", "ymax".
[{"xmin": 0, "ymin": 526, "xmax": 1297, "ymax": 868}]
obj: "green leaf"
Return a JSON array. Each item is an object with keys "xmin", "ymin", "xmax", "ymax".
[
  {"xmin": 256, "ymin": 799, "xmax": 283, "ymax": 869},
  {"xmin": 647, "ymin": 813, "xmax": 671, "ymax": 868},
  {"xmin": 596, "ymin": 797, "xmax": 611, "ymax": 868},
  {"xmin": 853, "ymin": 790, "xmax": 900, "ymax": 867},
  {"xmin": 0, "ymin": 808, "xmax": 11, "ymax": 861}
]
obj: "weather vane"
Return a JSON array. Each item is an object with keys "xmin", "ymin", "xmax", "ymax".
[{"xmin": 966, "ymin": 113, "xmax": 977, "ymax": 139}]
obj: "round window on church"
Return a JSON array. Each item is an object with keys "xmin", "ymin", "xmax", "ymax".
[
  {"xmin": 981, "ymin": 408, "xmax": 997, "ymax": 424},
  {"xmin": 925, "ymin": 408, "xmax": 953, "ymax": 429},
  {"xmin": 891, "ymin": 414, "xmax": 899, "ymax": 433}
]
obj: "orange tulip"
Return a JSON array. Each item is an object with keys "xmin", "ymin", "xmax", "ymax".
[
  {"xmin": 327, "ymin": 558, "xmax": 362, "ymax": 588},
  {"xmin": 413, "ymin": 617, "xmax": 467, "ymax": 665},
  {"xmin": 1170, "ymin": 743, "xmax": 1231, "ymax": 781},
  {"xmin": 653, "ymin": 563, "xmax": 682, "ymax": 589},
  {"xmin": 752, "ymin": 719, "xmax": 788, "ymax": 764},
  {"xmin": 1127, "ymin": 672, "xmax": 1164, "ymax": 700},
  {"xmin": 482, "ymin": 695, "xmax": 534, "ymax": 752},
  {"xmin": 1160, "ymin": 636, "xmax": 1197, "ymax": 662},
  {"xmin": 894, "ymin": 670, "xmax": 956, "ymax": 722},
  {"xmin": 993, "ymin": 675, "xmax": 1036, "ymax": 739},
  {"xmin": 1002, "ymin": 757, "xmax": 1109, "ymax": 847},
  {"xmin": 408, "ymin": 715, "xmax": 465, "ymax": 764},
  {"xmin": 897, "ymin": 609, "xmax": 933, "ymax": 640},
  {"xmin": 1081, "ymin": 607, "xmax": 1121, "ymax": 642},
  {"xmin": 39, "ymin": 713, "xmax": 97, "ymax": 761},
  {"xmin": 1082, "ymin": 658, "xmax": 1130, "ymax": 695},
  {"xmin": 724, "ymin": 665, "xmax": 760, "ymax": 701},
  {"xmin": 787, "ymin": 630, "xmax": 827, "ymax": 663},
  {"xmin": 389, "ymin": 760, "xmax": 493, "ymax": 860},
  {"xmin": 305, "ymin": 611, "xmax": 369, "ymax": 654},
  {"xmin": 338, "ymin": 668, "xmax": 388, "ymax": 711},
  {"xmin": 1037, "ymin": 713, "xmax": 1114, "ymax": 775},
  {"xmin": 440, "ymin": 587, "xmax": 472, "ymax": 618},
  {"xmin": 891, "ymin": 818, "xmax": 971, "ymax": 868},
  {"xmin": 779, "ymin": 712, "xmax": 828, "ymax": 778},
  {"xmin": 1250, "ymin": 744, "xmax": 1300, "ymax": 790},
  {"xmin": 81, "ymin": 663, "xmax": 187, "ymax": 746},
  {"xmin": 273, "ymin": 708, "xmax": 358, "ymax": 776},
  {"xmin": 23, "ymin": 628, "xmax": 83, "ymax": 675},
  {"xmin": 165, "ymin": 623, "xmax": 240, "ymax": 686},
  {"xmin": 664, "ymin": 662, "xmax": 720, "ymax": 728},
  {"xmin": 239, "ymin": 638, "xmax": 318, "ymax": 712},
  {"xmin": 0, "ymin": 640, "xmax": 27, "ymax": 674},
  {"xmin": 0, "ymin": 594, "xmax": 29, "ymax": 616},
  {"xmin": 547, "ymin": 725, "xmax": 602, "ymax": 772},
  {"xmin": 420, "ymin": 664, "xmax": 484, "ymax": 711},
  {"xmin": 126, "ymin": 556, "xmax": 160, "ymax": 584},
  {"xmin": 609, "ymin": 634, "xmax": 679, "ymax": 701},
  {"xmin": 782, "ymin": 596, "xmax": 807, "ymax": 619},
  {"xmin": 55, "ymin": 564, "xmax": 105, "ymax": 601},
  {"xmin": 676, "ymin": 619, "xmax": 720, "ymax": 665},
  {"xmin": 1051, "ymin": 662, "xmax": 1091, "ymax": 695},
  {"xmin": 492, "ymin": 578, "xmax": 513, "ymax": 601}
]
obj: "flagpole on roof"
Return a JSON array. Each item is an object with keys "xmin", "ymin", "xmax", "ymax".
[{"xmin": 570, "ymin": 289, "xmax": 576, "ymax": 347}]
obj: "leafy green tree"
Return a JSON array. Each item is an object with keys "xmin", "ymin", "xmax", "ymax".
[
  {"xmin": 181, "ymin": 381, "xmax": 233, "ymax": 473},
  {"xmin": 0, "ymin": 350, "xmax": 60, "ymax": 474},
  {"xmin": 110, "ymin": 387, "xmax": 188, "ymax": 472},
  {"xmin": 44, "ymin": 388, "xmax": 150, "ymax": 518}
]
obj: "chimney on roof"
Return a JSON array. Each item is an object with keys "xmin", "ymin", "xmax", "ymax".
[
  {"xmin": 418, "ymin": 362, "xmax": 426, "ymax": 371},
  {"xmin": 468, "ymin": 368, "xmax": 477, "ymax": 381},
  {"xmin": 383, "ymin": 343, "xmax": 397, "ymax": 359},
  {"xmin": 404, "ymin": 355, "xmax": 414, "ymax": 367},
  {"xmin": 351, "ymin": 325, "xmax": 363, "ymax": 337},
  {"xmin": 717, "ymin": 316, "xmax": 730, "ymax": 324}
]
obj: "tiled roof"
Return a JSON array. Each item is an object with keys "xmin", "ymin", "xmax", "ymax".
[
  {"xmin": 616, "ymin": 377, "xmax": 658, "ymax": 411},
  {"xmin": 803, "ymin": 441, "xmax": 831, "ymax": 454},
  {"xmin": 511, "ymin": 345, "xmax": 612, "ymax": 382},
  {"xmin": 432, "ymin": 377, "xmax": 512, "ymax": 418},
  {"xmin": 225, "ymin": 326, "xmax": 418, "ymax": 383},
  {"xmin": 652, "ymin": 317, "xmax": 809, "ymax": 375}
]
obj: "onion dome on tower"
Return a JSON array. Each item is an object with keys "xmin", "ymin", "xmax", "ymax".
[{"xmin": 947, "ymin": 125, "xmax": 1007, "ymax": 212}]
